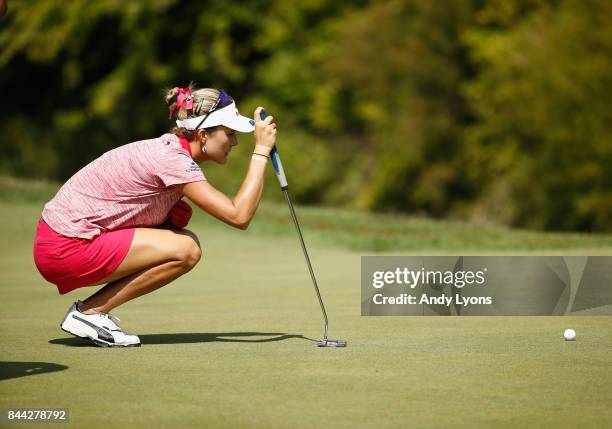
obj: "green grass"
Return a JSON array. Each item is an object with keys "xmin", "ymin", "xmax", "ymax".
[
  {"xmin": 1, "ymin": 177, "xmax": 611, "ymax": 428},
  {"xmin": 250, "ymin": 203, "xmax": 612, "ymax": 253}
]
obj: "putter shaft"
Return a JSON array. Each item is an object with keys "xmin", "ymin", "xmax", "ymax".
[{"xmin": 282, "ymin": 189, "xmax": 329, "ymax": 340}]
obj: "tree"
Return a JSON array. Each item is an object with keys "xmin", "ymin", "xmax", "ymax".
[{"xmin": 464, "ymin": 0, "xmax": 612, "ymax": 230}]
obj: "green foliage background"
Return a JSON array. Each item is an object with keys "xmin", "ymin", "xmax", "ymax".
[{"xmin": 1, "ymin": 0, "xmax": 611, "ymax": 231}]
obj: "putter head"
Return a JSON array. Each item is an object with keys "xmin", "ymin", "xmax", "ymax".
[{"xmin": 317, "ymin": 339, "xmax": 347, "ymax": 348}]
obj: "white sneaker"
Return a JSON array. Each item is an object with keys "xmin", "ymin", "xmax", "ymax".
[{"xmin": 60, "ymin": 301, "xmax": 141, "ymax": 348}]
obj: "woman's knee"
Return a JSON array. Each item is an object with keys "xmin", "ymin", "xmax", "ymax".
[{"xmin": 175, "ymin": 232, "xmax": 202, "ymax": 270}]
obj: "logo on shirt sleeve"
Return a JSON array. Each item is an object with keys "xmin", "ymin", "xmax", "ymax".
[{"xmin": 186, "ymin": 161, "xmax": 201, "ymax": 173}]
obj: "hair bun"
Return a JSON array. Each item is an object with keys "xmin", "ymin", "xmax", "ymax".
[{"xmin": 165, "ymin": 87, "xmax": 180, "ymax": 107}]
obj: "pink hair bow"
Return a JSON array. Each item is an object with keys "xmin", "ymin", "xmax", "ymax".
[
  {"xmin": 177, "ymin": 87, "xmax": 193, "ymax": 111},
  {"xmin": 168, "ymin": 87, "xmax": 194, "ymax": 119}
]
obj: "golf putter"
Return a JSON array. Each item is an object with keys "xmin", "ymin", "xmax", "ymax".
[{"xmin": 260, "ymin": 109, "xmax": 346, "ymax": 348}]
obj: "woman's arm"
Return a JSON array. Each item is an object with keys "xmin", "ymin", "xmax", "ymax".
[
  {"xmin": 182, "ymin": 107, "xmax": 276, "ymax": 230},
  {"xmin": 182, "ymin": 160, "xmax": 265, "ymax": 229}
]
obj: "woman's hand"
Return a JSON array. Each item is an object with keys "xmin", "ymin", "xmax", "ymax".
[
  {"xmin": 167, "ymin": 199, "xmax": 192, "ymax": 229},
  {"xmin": 253, "ymin": 106, "xmax": 277, "ymax": 156}
]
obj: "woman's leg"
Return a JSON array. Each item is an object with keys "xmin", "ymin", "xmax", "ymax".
[{"xmin": 78, "ymin": 227, "xmax": 201, "ymax": 314}]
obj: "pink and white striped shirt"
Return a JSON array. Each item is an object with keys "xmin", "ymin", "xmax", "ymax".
[{"xmin": 42, "ymin": 133, "xmax": 205, "ymax": 239}]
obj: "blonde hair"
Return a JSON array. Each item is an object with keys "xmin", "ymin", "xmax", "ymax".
[{"xmin": 165, "ymin": 83, "xmax": 220, "ymax": 139}]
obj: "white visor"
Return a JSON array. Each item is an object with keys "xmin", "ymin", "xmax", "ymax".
[{"xmin": 175, "ymin": 101, "xmax": 255, "ymax": 133}]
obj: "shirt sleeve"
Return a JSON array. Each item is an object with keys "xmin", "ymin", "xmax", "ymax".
[{"xmin": 155, "ymin": 148, "xmax": 206, "ymax": 188}]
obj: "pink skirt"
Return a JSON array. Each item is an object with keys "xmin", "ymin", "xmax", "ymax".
[{"xmin": 33, "ymin": 218, "xmax": 135, "ymax": 295}]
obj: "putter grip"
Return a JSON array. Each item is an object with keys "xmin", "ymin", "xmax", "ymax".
[{"xmin": 259, "ymin": 109, "xmax": 288, "ymax": 190}]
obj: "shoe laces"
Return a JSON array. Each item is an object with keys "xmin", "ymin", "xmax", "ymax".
[
  {"xmin": 101, "ymin": 312, "xmax": 121, "ymax": 328},
  {"xmin": 76, "ymin": 301, "xmax": 122, "ymax": 330},
  {"xmin": 94, "ymin": 313, "xmax": 123, "ymax": 333}
]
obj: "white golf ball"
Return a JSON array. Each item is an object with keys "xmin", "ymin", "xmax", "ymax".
[{"xmin": 564, "ymin": 328, "xmax": 576, "ymax": 341}]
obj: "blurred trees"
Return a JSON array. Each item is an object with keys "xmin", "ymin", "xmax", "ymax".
[
  {"xmin": 464, "ymin": 0, "xmax": 612, "ymax": 231},
  {"xmin": 1, "ymin": 0, "xmax": 610, "ymax": 231}
]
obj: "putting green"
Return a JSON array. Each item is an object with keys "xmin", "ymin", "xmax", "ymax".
[{"xmin": 1, "ymin": 200, "xmax": 611, "ymax": 428}]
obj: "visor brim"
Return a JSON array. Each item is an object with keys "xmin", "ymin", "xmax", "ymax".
[{"xmin": 224, "ymin": 115, "xmax": 255, "ymax": 133}]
